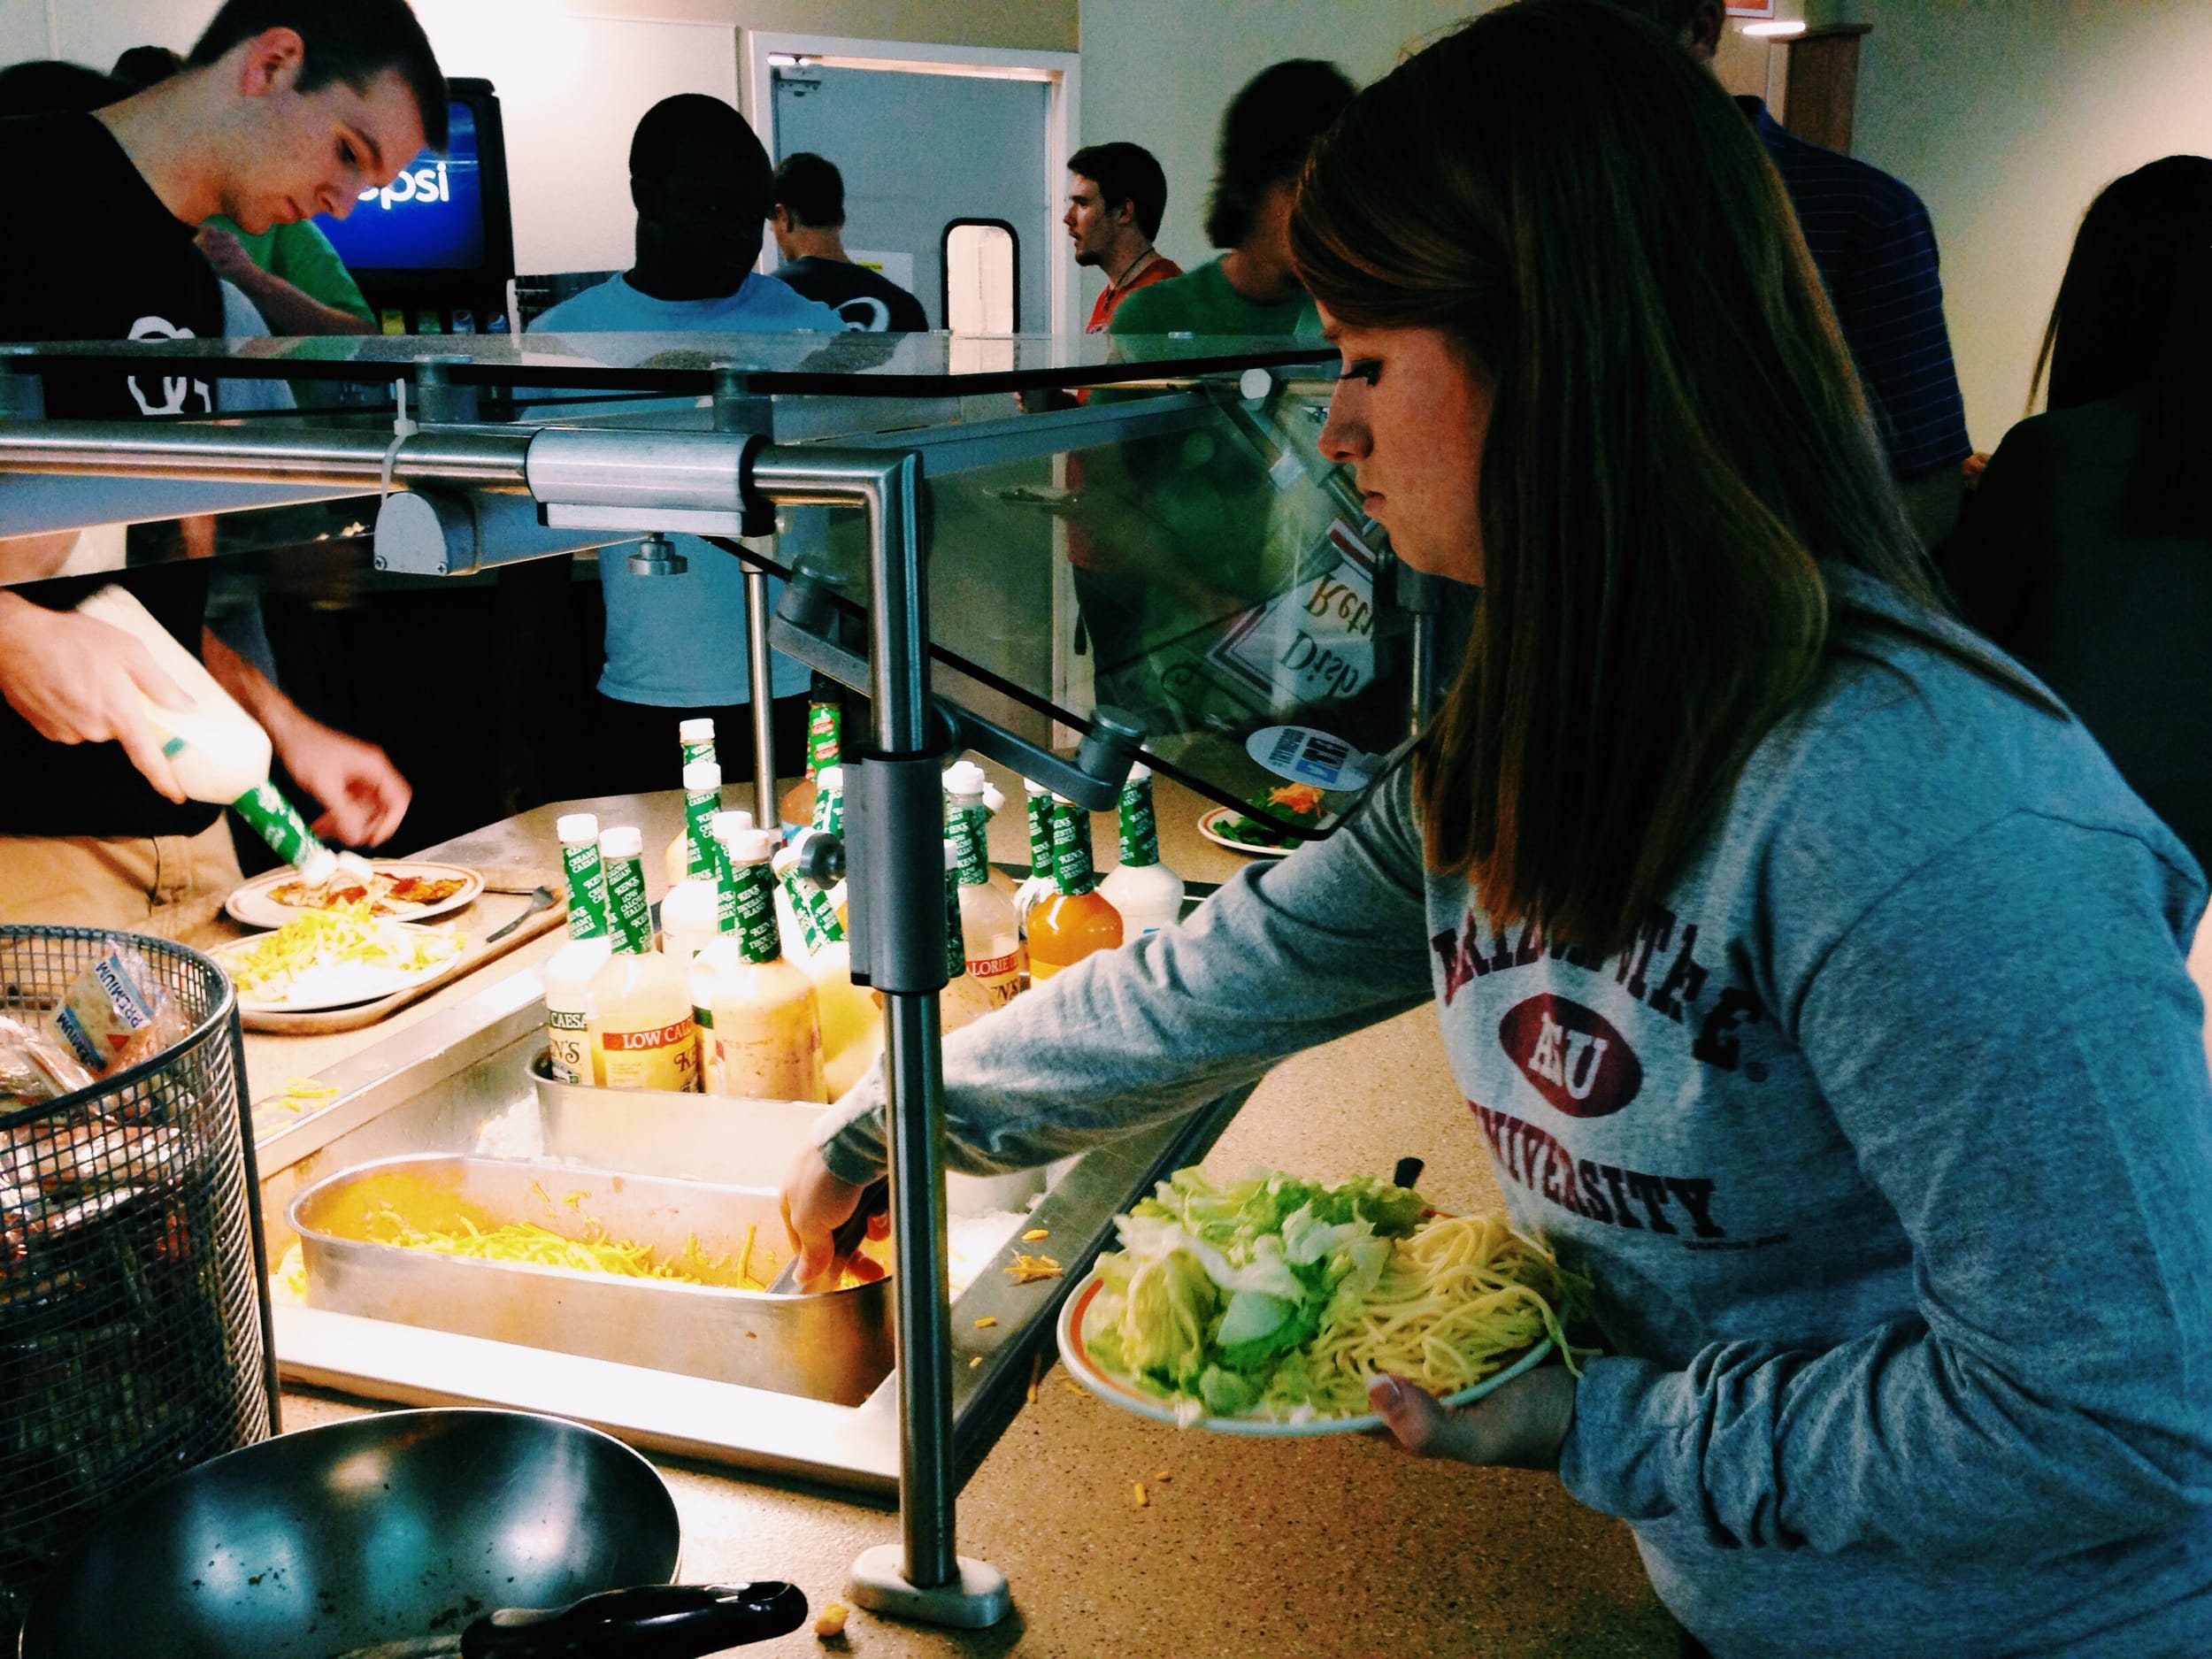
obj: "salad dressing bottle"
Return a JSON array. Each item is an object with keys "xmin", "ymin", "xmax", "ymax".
[
  {"xmin": 74, "ymin": 584, "xmax": 337, "ymax": 885},
  {"xmin": 587, "ymin": 826, "xmax": 700, "ymax": 1092},
  {"xmin": 664, "ymin": 720, "xmax": 718, "ymax": 886},
  {"xmin": 780, "ymin": 680, "xmax": 843, "ymax": 830},
  {"xmin": 1026, "ymin": 795, "xmax": 1124, "ymax": 982},
  {"xmin": 1012, "ymin": 779, "xmax": 1056, "ymax": 943},
  {"xmin": 942, "ymin": 770, "xmax": 1022, "ymax": 1013},
  {"xmin": 542, "ymin": 812, "xmax": 612, "ymax": 1085},
  {"xmin": 773, "ymin": 833, "xmax": 881, "ymax": 1094},
  {"xmin": 940, "ymin": 837, "xmax": 996, "ymax": 1033},
  {"xmin": 692, "ymin": 827, "xmax": 826, "ymax": 1101},
  {"xmin": 1098, "ymin": 764, "xmax": 1185, "ymax": 936}
]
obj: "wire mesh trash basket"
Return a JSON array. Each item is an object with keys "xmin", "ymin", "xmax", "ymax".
[{"xmin": 0, "ymin": 926, "xmax": 274, "ymax": 1633}]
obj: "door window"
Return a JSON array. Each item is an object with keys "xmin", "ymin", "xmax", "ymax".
[{"xmin": 942, "ymin": 219, "xmax": 1019, "ymax": 334}]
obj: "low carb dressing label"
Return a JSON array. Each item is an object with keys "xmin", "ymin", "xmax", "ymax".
[{"xmin": 598, "ymin": 1013, "xmax": 699, "ymax": 1092}]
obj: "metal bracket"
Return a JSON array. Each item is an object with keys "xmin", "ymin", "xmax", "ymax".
[
  {"xmin": 626, "ymin": 532, "xmax": 687, "ymax": 576},
  {"xmin": 0, "ymin": 345, "xmax": 45, "ymax": 420},
  {"xmin": 843, "ymin": 752, "xmax": 951, "ymax": 993},
  {"xmin": 373, "ymin": 487, "xmax": 631, "ymax": 577},
  {"xmin": 412, "ymin": 355, "xmax": 480, "ymax": 425}
]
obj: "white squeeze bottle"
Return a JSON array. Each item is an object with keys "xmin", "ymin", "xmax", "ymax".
[
  {"xmin": 664, "ymin": 718, "xmax": 718, "ymax": 887},
  {"xmin": 940, "ymin": 837, "xmax": 1000, "ymax": 1033},
  {"xmin": 587, "ymin": 826, "xmax": 700, "ymax": 1092},
  {"xmin": 543, "ymin": 813, "xmax": 613, "ymax": 1085},
  {"xmin": 775, "ymin": 831, "xmax": 881, "ymax": 1096},
  {"xmin": 943, "ymin": 771, "xmax": 1023, "ymax": 1014},
  {"xmin": 692, "ymin": 827, "xmax": 826, "ymax": 1101},
  {"xmin": 1099, "ymin": 764, "xmax": 1185, "ymax": 936},
  {"xmin": 74, "ymin": 584, "xmax": 336, "ymax": 885}
]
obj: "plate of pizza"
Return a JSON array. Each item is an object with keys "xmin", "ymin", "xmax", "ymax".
[{"xmin": 226, "ymin": 859, "xmax": 482, "ymax": 930}]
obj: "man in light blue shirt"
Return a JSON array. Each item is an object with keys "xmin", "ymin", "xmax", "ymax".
[{"xmin": 528, "ymin": 94, "xmax": 845, "ymax": 796}]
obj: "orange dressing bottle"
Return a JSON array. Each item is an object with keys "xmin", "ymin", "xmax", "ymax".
[{"xmin": 1025, "ymin": 794, "xmax": 1123, "ymax": 982}]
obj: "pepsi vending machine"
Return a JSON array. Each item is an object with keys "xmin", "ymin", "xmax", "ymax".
[{"xmin": 313, "ymin": 77, "xmax": 516, "ymax": 337}]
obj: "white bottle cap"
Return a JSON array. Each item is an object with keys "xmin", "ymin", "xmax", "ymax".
[
  {"xmin": 942, "ymin": 760, "xmax": 987, "ymax": 798},
  {"xmin": 1127, "ymin": 762, "xmax": 1152, "ymax": 784},
  {"xmin": 1049, "ymin": 792, "xmax": 1074, "ymax": 806},
  {"xmin": 710, "ymin": 809, "xmax": 754, "ymax": 839},
  {"xmin": 599, "ymin": 826, "xmax": 642, "ymax": 859},
  {"xmin": 335, "ymin": 849, "xmax": 375, "ymax": 882},
  {"xmin": 682, "ymin": 758, "xmax": 722, "ymax": 792},
  {"xmin": 556, "ymin": 812, "xmax": 599, "ymax": 844},
  {"xmin": 944, "ymin": 836, "xmax": 962, "ymax": 871},
  {"xmin": 727, "ymin": 828, "xmax": 776, "ymax": 864},
  {"xmin": 1024, "ymin": 777, "xmax": 1048, "ymax": 796},
  {"xmin": 981, "ymin": 780, "xmax": 1007, "ymax": 814},
  {"xmin": 678, "ymin": 718, "xmax": 715, "ymax": 744},
  {"xmin": 296, "ymin": 844, "xmax": 337, "ymax": 887},
  {"xmin": 817, "ymin": 764, "xmax": 843, "ymax": 789}
]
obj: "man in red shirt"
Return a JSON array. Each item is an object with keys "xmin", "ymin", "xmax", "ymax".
[{"xmin": 1066, "ymin": 143, "xmax": 1180, "ymax": 333}]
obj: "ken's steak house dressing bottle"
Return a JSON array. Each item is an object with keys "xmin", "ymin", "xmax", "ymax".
[
  {"xmin": 692, "ymin": 827, "xmax": 826, "ymax": 1101},
  {"xmin": 587, "ymin": 826, "xmax": 699, "ymax": 1092},
  {"xmin": 74, "ymin": 584, "xmax": 338, "ymax": 885},
  {"xmin": 543, "ymin": 813, "xmax": 613, "ymax": 1085},
  {"xmin": 1026, "ymin": 795, "xmax": 1123, "ymax": 981}
]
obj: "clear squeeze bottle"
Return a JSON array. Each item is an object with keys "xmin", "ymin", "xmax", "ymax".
[
  {"xmin": 664, "ymin": 719, "xmax": 718, "ymax": 886},
  {"xmin": 943, "ymin": 774, "xmax": 1022, "ymax": 1013},
  {"xmin": 692, "ymin": 827, "xmax": 826, "ymax": 1102},
  {"xmin": 543, "ymin": 812, "xmax": 612, "ymax": 1085},
  {"xmin": 1026, "ymin": 795, "xmax": 1124, "ymax": 982},
  {"xmin": 74, "ymin": 584, "xmax": 337, "ymax": 884},
  {"xmin": 587, "ymin": 826, "xmax": 700, "ymax": 1092},
  {"xmin": 1098, "ymin": 764, "xmax": 1185, "ymax": 936}
]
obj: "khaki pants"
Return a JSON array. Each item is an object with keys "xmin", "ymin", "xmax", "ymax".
[{"xmin": 0, "ymin": 819, "xmax": 242, "ymax": 946}]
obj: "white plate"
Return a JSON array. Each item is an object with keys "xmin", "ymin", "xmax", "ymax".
[
  {"xmin": 1194, "ymin": 807, "xmax": 1297, "ymax": 859},
  {"xmin": 225, "ymin": 860, "xmax": 482, "ymax": 930},
  {"xmin": 1055, "ymin": 1265, "xmax": 1554, "ymax": 1437},
  {"xmin": 206, "ymin": 923, "xmax": 465, "ymax": 1012}
]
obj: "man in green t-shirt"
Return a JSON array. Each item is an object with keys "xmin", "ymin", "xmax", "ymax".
[
  {"xmin": 1083, "ymin": 60, "xmax": 1354, "ymax": 737},
  {"xmin": 113, "ymin": 44, "xmax": 374, "ymax": 334},
  {"xmin": 1108, "ymin": 59, "xmax": 1353, "ymax": 342}
]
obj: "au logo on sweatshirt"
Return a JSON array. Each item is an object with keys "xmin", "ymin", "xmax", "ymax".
[{"xmin": 1499, "ymin": 994, "xmax": 1642, "ymax": 1118}]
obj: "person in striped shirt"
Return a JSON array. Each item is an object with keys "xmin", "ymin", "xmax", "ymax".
[{"xmin": 1602, "ymin": 1, "xmax": 1973, "ymax": 550}]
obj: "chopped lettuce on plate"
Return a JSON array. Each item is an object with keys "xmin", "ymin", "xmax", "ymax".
[{"xmin": 1082, "ymin": 1166, "xmax": 1441, "ymax": 1424}]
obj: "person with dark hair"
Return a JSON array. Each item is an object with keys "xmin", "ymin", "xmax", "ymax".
[
  {"xmin": 1065, "ymin": 142, "xmax": 1179, "ymax": 334},
  {"xmin": 787, "ymin": 5, "xmax": 2212, "ymax": 1655},
  {"xmin": 1598, "ymin": 0, "xmax": 1972, "ymax": 549},
  {"xmin": 0, "ymin": 3, "xmax": 436, "ymax": 930},
  {"xmin": 527, "ymin": 96, "xmax": 844, "ymax": 799},
  {"xmin": 1110, "ymin": 59, "xmax": 1353, "ymax": 341},
  {"xmin": 111, "ymin": 43, "xmax": 373, "ymax": 335},
  {"xmin": 767, "ymin": 151, "xmax": 928, "ymax": 332},
  {"xmin": 1941, "ymin": 156, "xmax": 2212, "ymax": 872}
]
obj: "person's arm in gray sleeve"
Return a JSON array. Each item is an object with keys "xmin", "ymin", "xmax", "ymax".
[
  {"xmin": 816, "ymin": 764, "xmax": 1438, "ymax": 1184},
  {"xmin": 1557, "ymin": 812, "xmax": 2212, "ymax": 1557}
]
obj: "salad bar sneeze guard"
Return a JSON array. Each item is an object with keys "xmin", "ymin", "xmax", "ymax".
[{"xmin": 0, "ymin": 329, "xmax": 1440, "ymax": 1630}]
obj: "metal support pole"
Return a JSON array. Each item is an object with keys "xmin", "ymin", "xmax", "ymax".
[
  {"xmin": 749, "ymin": 448, "xmax": 1010, "ymax": 1629},
  {"xmin": 746, "ymin": 565, "xmax": 779, "ymax": 828}
]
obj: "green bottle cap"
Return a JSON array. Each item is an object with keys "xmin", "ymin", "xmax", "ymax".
[
  {"xmin": 1050, "ymin": 795, "xmax": 1097, "ymax": 897},
  {"xmin": 231, "ymin": 779, "xmax": 325, "ymax": 871}
]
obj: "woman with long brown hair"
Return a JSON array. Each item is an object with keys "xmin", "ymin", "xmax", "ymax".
[{"xmin": 785, "ymin": 4, "xmax": 2212, "ymax": 1652}]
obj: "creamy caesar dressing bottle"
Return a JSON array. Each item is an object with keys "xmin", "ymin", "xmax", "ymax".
[
  {"xmin": 943, "ymin": 772, "xmax": 1022, "ymax": 1013},
  {"xmin": 940, "ymin": 836, "xmax": 1000, "ymax": 1033},
  {"xmin": 664, "ymin": 721, "xmax": 718, "ymax": 886},
  {"xmin": 1099, "ymin": 764, "xmax": 1185, "ymax": 936},
  {"xmin": 810, "ymin": 764, "xmax": 846, "ymax": 838},
  {"xmin": 75, "ymin": 584, "xmax": 336, "ymax": 885},
  {"xmin": 587, "ymin": 826, "xmax": 700, "ymax": 1092},
  {"xmin": 692, "ymin": 827, "xmax": 826, "ymax": 1101},
  {"xmin": 543, "ymin": 812, "xmax": 612, "ymax": 1085},
  {"xmin": 1027, "ymin": 795, "xmax": 1124, "ymax": 981},
  {"xmin": 773, "ymin": 829, "xmax": 881, "ymax": 1095}
]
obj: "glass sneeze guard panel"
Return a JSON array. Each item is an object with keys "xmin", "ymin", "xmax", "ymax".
[{"xmin": 0, "ymin": 331, "xmax": 1437, "ymax": 839}]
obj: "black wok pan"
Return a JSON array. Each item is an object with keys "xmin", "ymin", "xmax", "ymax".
[{"xmin": 19, "ymin": 1409, "xmax": 803, "ymax": 1659}]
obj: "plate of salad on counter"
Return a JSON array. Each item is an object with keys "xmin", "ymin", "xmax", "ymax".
[
  {"xmin": 1195, "ymin": 782, "xmax": 1332, "ymax": 857},
  {"xmin": 1056, "ymin": 1167, "xmax": 1583, "ymax": 1436}
]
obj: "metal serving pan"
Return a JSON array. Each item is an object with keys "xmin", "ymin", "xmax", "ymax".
[{"xmin": 287, "ymin": 1155, "xmax": 893, "ymax": 1406}]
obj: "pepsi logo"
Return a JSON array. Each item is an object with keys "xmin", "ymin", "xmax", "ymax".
[{"xmin": 1499, "ymin": 995, "xmax": 1642, "ymax": 1118}]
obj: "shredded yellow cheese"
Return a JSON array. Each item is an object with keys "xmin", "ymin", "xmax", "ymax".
[{"xmin": 227, "ymin": 902, "xmax": 463, "ymax": 1001}]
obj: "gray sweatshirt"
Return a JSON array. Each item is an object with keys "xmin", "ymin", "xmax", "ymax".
[{"xmin": 819, "ymin": 567, "xmax": 2212, "ymax": 1657}]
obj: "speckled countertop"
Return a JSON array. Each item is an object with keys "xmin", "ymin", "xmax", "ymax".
[{"xmin": 271, "ymin": 764, "xmax": 1678, "ymax": 1658}]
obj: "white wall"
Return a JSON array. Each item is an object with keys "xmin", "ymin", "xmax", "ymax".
[{"xmin": 1811, "ymin": 0, "xmax": 2212, "ymax": 450}]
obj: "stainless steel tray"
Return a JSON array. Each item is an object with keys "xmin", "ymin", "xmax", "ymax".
[
  {"xmin": 527, "ymin": 1053, "xmax": 1048, "ymax": 1214},
  {"xmin": 288, "ymin": 1154, "xmax": 893, "ymax": 1406}
]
